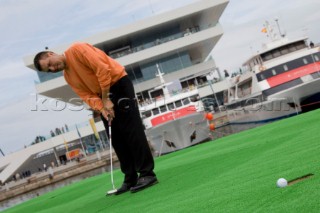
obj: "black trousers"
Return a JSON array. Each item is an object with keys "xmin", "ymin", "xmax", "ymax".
[{"xmin": 101, "ymin": 76, "xmax": 156, "ymax": 185}]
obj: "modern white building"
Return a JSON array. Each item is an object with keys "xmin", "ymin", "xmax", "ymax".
[
  {"xmin": 24, "ymin": 0, "xmax": 228, "ymax": 106},
  {"xmin": 1, "ymin": 0, "xmax": 229, "ymax": 184}
]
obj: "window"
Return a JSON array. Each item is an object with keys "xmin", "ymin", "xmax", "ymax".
[
  {"xmin": 288, "ymin": 45, "xmax": 296, "ymax": 52},
  {"xmin": 152, "ymin": 108, "xmax": 160, "ymax": 115},
  {"xmin": 280, "ymin": 47, "xmax": 289, "ymax": 54},
  {"xmin": 283, "ymin": 64, "xmax": 288, "ymax": 71},
  {"xmin": 160, "ymin": 105, "xmax": 167, "ymax": 113},
  {"xmin": 167, "ymin": 103, "xmax": 175, "ymax": 111},
  {"xmin": 142, "ymin": 110, "xmax": 152, "ymax": 118},
  {"xmin": 262, "ymin": 53, "xmax": 273, "ymax": 61},
  {"xmin": 314, "ymin": 55, "xmax": 319, "ymax": 61},
  {"xmin": 190, "ymin": 95, "xmax": 199, "ymax": 102},
  {"xmin": 296, "ymin": 42, "xmax": 306, "ymax": 50},
  {"xmin": 182, "ymin": 98, "xmax": 190, "ymax": 105},
  {"xmin": 175, "ymin": 100, "xmax": 182, "ymax": 108},
  {"xmin": 303, "ymin": 58, "xmax": 308, "ymax": 65},
  {"xmin": 272, "ymin": 50, "xmax": 281, "ymax": 57},
  {"xmin": 272, "ymin": 69, "xmax": 277, "ymax": 75}
]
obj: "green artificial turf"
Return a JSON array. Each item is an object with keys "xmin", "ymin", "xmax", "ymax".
[{"xmin": 4, "ymin": 109, "xmax": 320, "ymax": 213}]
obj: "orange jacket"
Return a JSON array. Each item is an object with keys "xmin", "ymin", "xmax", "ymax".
[{"xmin": 63, "ymin": 42, "xmax": 127, "ymax": 111}]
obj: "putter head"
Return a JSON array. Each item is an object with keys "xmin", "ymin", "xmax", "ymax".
[{"xmin": 106, "ymin": 189, "xmax": 117, "ymax": 196}]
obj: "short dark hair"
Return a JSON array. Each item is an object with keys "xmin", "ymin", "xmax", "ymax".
[{"xmin": 33, "ymin": 51, "xmax": 52, "ymax": 71}]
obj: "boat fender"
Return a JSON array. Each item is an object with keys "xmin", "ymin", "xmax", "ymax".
[{"xmin": 259, "ymin": 66, "xmax": 266, "ymax": 71}]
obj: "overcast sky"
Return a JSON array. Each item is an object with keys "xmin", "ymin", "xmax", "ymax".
[{"xmin": 0, "ymin": 0, "xmax": 319, "ymax": 154}]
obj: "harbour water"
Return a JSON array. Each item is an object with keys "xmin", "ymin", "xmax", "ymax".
[{"xmin": 0, "ymin": 151, "xmax": 119, "ymax": 212}]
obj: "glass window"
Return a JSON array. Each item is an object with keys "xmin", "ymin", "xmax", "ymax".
[
  {"xmin": 38, "ymin": 71, "xmax": 63, "ymax": 83},
  {"xmin": 140, "ymin": 52, "xmax": 192, "ymax": 82},
  {"xmin": 182, "ymin": 98, "xmax": 190, "ymax": 105},
  {"xmin": 152, "ymin": 108, "xmax": 160, "ymax": 115},
  {"xmin": 190, "ymin": 95, "xmax": 199, "ymax": 102},
  {"xmin": 167, "ymin": 103, "xmax": 175, "ymax": 111},
  {"xmin": 314, "ymin": 55, "xmax": 319, "ymax": 61},
  {"xmin": 296, "ymin": 42, "xmax": 306, "ymax": 50},
  {"xmin": 283, "ymin": 64, "xmax": 288, "ymax": 71},
  {"xmin": 289, "ymin": 45, "xmax": 296, "ymax": 52},
  {"xmin": 160, "ymin": 105, "xmax": 167, "ymax": 113},
  {"xmin": 280, "ymin": 47, "xmax": 289, "ymax": 54},
  {"xmin": 142, "ymin": 110, "xmax": 152, "ymax": 118},
  {"xmin": 272, "ymin": 50, "xmax": 281, "ymax": 57},
  {"xmin": 272, "ymin": 69, "xmax": 277, "ymax": 75},
  {"xmin": 303, "ymin": 58, "xmax": 308, "ymax": 64},
  {"xmin": 175, "ymin": 100, "xmax": 182, "ymax": 108},
  {"xmin": 262, "ymin": 53, "xmax": 273, "ymax": 61}
]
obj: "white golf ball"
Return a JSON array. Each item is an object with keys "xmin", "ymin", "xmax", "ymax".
[{"xmin": 276, "ymin": 178, "xmax": 288, "ymax": 188}]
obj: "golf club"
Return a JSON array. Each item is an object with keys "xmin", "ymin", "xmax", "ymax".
[{"xmin": 106, "ymin": 119, "xmax": 117, "ymax": 195}]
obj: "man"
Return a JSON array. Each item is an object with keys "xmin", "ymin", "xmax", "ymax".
[{"xmin": 33, "ymin": 42, "xmax": 158, "ymax": 195}]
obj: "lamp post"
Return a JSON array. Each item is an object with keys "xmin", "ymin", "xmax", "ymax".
[{"xmin": 206, "ymin": 70, "xmax": 221, "ymax": 113}]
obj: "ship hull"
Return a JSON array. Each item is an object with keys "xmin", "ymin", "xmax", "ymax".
[
  {"xmin": 268, "ymin": 77, "xmax": 320, "ymax": 108},
  {"xmin": 226, "ymin": 98, "xmax": 298, "ymax": 129},
  {"xmin": 145, "ymin": 112, "xmax": 210, "ymax": 155}
]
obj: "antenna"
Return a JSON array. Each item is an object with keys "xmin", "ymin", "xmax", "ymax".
[{"xmin": 274, "ymin": 18, "xmax": 285, "ymax": 38}]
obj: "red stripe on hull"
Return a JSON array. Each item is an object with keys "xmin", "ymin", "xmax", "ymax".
[
  {"xmin": 267, "ymin": 62, "xmax": 320, "ymax": 87},
  {"xmin": 151, "ymin": 106, "xmax": 196, "ymax": 127}
]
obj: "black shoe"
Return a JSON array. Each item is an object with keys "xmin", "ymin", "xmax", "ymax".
[
  {"xmin": 130, "ymin": 176, "xmax": 158, "ymax": 193},
  {"xmin": 111, "ymin": 183, "xmax": 132, "ymax": 195},
  {"xmin": 106, "ymin": 183, "xmax": 132, "ymax": 195}
]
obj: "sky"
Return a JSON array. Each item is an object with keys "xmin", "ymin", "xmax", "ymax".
[{"xmin": 0, "ymin": 0, "xmax": 319, "ymax": 154}]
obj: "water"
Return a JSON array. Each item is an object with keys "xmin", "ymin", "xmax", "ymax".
[{"xmin": 0, "ymin": 164, "xmax": 119, "ymax": 212}]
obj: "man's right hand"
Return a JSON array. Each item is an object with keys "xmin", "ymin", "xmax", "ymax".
[{"xmin": 100, "ymin": 107, "xmax": 114, "ymax": 123}]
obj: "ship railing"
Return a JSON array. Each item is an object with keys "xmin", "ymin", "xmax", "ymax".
[{"xmin": 138, "ymin": 87, "xmax": 198, "ymax": 108}]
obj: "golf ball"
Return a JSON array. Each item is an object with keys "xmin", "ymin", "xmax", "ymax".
[{"xmin": 276, "ymin": 178, "xmax": 288, "ymax": 188}]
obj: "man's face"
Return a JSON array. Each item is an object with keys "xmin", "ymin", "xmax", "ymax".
[{"xmin": 39, "ymin": 52, "xmax": 66, "ymax": 72}]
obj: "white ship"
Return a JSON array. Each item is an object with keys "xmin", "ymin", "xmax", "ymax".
[
  {"xmin": 221, "ymin": 20, "xmax": 320, "ymax": 126},
  {"xmin": 140, "ymin": 65, "xmax": 210, "ymax": 155}
]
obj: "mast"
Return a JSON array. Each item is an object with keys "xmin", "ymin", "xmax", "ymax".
[
  {"xmin": 274, "ymin": 18, "xmax": 285, "ymax": 38},
  {"xmin": 155, "ymin": 64, "xmax": 170, "ymax": 98}
]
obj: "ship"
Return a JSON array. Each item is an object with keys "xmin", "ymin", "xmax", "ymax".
[
  {"xmin": 140, "ymin": 64, "xmax": 211, "ymax": 155},
  {"xmin": 203, "ymin": 20, "xmax": 320, "ymax": 130}
]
